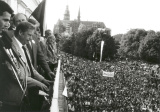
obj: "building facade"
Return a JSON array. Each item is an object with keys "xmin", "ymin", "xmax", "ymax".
[
  {"xmin": 54, "ymin": 5, "xmax": 106, "ymax": 34},
  {"xmin": 2, "ymin": 0, "xmax": 40, "ymax": 17}
]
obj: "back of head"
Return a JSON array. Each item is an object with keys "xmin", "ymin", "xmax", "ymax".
[
  {"xmin": 0, "ymin": 0, "xmax": 14, "ymax": 15},
  {"xmin": 14, "ymin": 22, "xmax": 35, "ymax": 37}
]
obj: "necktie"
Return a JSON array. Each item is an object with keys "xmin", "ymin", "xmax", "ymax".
[
  {"xmin": 26, "ymin": 42, "xmax": 33, "ymax": 62},
  {"xmin": 22, "ymin": 45, "xmax": 34, "ymax": 78}
]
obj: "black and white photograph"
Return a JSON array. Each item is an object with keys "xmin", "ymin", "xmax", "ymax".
[{"xmin": 0, "ymin": 0, "xmax": 160, "ymax": 112}]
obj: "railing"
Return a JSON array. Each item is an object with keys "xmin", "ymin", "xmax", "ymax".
[{"xmin": 50, "ymin": 59, "xmax": 68, "ymax": 112}]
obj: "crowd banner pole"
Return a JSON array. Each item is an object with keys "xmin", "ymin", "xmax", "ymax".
[
  {"xmin": 50, "ymin": 59, "xmax": 61, "ymax": 112},
  {"xmin": 100, "ymin": 41, "xmax": 104, "ymax": 62}
]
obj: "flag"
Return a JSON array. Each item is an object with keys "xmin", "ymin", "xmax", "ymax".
[
  {"xmin": 102, "ymin": 71, "xmax": 114, "ymax": 77},
  {"xmin": 100, "ymin": 41, "xmax": 104, "ymax": 62},
  {"xmin": 62, "ymin": 84, "xmax": 68, "ymax": 97},
  {"xmin": 30, "ymin": 0, "xmax": 47, "ymax": 36}
]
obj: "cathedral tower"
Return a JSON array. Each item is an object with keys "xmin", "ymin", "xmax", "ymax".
[
  {"xmin": 77, "ymin": 7, "xmax": 81, "ymax": 22},
  {"xmin": 64, "ymin": 5, "xmax": 70, "ymax": 20}
]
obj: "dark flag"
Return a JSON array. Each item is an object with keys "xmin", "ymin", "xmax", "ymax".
[{"xmin": 30, "ymin": 0, "xmax": 46, "ymax": 36}]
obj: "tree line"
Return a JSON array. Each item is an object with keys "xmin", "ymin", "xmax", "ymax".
[{"xmin": 58, "ymin": 28, "xmax": 160, "ymax": 64}]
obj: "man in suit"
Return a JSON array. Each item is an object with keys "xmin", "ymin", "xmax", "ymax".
[
  {"xmin": 14, "ymin": 21, "xmax": 51, "ymax": 90},
  {"xmin": 14, "ymin": 21, "xmax": 53, "ymax": 111},
  {"xmin": 0, "ymin": 1, "xmax": 28, "ymax": 111},
  {"xmin": 13, "ymin": 13, "xmax": 55, "ymax": 80}
]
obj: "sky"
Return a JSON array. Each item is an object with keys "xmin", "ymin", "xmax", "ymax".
[{"xmin": 44, "ymin": 0, "xmax": 160, "ymax": 36}]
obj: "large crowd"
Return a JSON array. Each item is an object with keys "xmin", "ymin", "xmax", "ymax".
[{"xmin": 61, "ymin": 52, "xmax": 160, "ymax": 112}]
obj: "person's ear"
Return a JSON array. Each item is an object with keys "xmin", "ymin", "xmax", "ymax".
[{"xmin": 19, "ymin": 30, "xmax": 23, "ymax": 36}]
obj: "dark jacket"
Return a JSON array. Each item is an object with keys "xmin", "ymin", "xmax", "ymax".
[
  {"xmin": 27, "ymin": 35, "xmax": 52, "ymax": 79},
  {"xmin": 0, "ymin": 33, "xmax": 27, "ymax": 106}
]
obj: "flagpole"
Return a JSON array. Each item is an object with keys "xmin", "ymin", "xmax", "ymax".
[
  {"xmin": 29, "ymin": 15, "xmax": 32, "ymax": 18},
  {"xmin": 100, "ymin": 41, "xmax": 104, "ymax": 62}
]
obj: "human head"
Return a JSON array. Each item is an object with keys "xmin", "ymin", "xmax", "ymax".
[
  {"xmin": 46, "ymin": 35, "xmax": 56, "ymax": 44},
  {"xmin": 0, "ymin": 0, "xmax": 14, "ymax": 32},
  {"xmin": 28, "ymin": 18, "xmax": 40, "ymax": 33},
  {"xmin": 28, "ymin": 18, "xmax": 41, "ymax": 40},
  {"xmin": 15, "ymin": 22, "xmax": 35, "ymax": 45},
  {"xmin": 45, "ymin": 29, "xmax": 52, "ymax": 38},
  {"xmin": 13, "ymin": 13, "xmax": 27, "ymax": 27}
]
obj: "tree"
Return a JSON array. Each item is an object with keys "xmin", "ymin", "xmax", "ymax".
[
  {"xmin": 118, "ymin": 29, "xmax": 147, "ymax": 59},
  {"xmin": 87, "ymin": 28, "xmax": 117, "ymax": 60},
  {"xmin": 74, "ymin": 28, "xmax": 95, "ymax": 58},
  {"xmin": 139, "ymin": 30, "xmax": 160, "ymax": 63},
  {"xmin": 113, "ymin": 34, "xmax": 123, "ymax": 43}
]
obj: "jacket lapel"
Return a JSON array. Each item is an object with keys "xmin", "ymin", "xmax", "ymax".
[{"xmin": 12, "ymin": 37, "xmax": 27, "ymax": 64}]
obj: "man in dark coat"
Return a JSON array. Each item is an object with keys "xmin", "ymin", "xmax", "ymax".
[{"xmin": 0, "ymin": 1, "xmax": 27, "ymax": 111}]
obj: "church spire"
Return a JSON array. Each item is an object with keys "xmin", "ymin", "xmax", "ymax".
[
  {"xmin": 64, "ymin": 5, "xmax": 70, "ymax": 20},
  {"xmin": 77, "ymin": 7, "xmax": 80, "ymax": 22}
]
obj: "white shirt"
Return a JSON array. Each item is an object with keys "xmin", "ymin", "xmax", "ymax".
[{"xmin": 14, "ymin": 37, "xmax": 24, "ymax": 54}]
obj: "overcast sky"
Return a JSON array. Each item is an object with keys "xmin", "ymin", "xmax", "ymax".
[{"xmin": 45, "ymin": 0, "xmax": 160, "ymax": 36}]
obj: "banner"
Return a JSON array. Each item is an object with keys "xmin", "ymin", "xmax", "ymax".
[
  {"xmin": 30, "ymin": 0, "xmax": 47, "ymax": 36},
  {"xmin": 100, "ymin": 41, "xmax": 104, "ymax": 62},
  {"xmin": 102, "ymin": 71, "xmax": 114, "ymax": 77}
]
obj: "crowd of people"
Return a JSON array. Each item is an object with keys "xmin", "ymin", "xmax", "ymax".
[
  {"xmin": 0, "ymin": 1, "xmax": 57, "ymax": 111},
  {"xmin": 61, "ymin": 52, "xmax": 160, "ymax": 112}
]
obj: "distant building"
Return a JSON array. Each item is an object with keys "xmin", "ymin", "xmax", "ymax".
[
  {"xmin": 54, "ymin": 5, "xmax": 106, "ymax": 34},
  {"xmin": 2, "ymin": 0, "xmax": 40, "ymax": 17}
]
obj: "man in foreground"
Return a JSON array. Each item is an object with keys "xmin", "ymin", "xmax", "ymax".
[
  {"xmin": 14, "ymin": 21, "xmax": 53, "ymax": 111},
  {"xmin": 0, "ymin": 1, "xmax": 27, "ymax": 111}
]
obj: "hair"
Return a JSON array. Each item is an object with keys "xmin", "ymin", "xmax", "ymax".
[
  {"xmin": 45, "ymin": 29, "xmax": 52, "ymax": 33},
  {"xmin": 28, "ymin": 18, "xmax": 39, "ymax": 25},
  {"xmin": 12, "ymin": 13, "xmax": 28, "ymax": 24},
  {"xmin": 14, "ymin": 22, "xmax": 35, "ymax": 37},
  {"xmin": 0, "ymin": 1, "xmax": 14, "ymax": 15}
]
